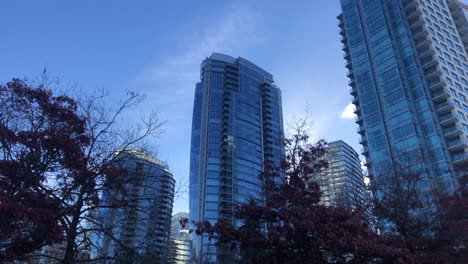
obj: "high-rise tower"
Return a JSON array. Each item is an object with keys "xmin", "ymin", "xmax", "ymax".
[
  {"xmin": 314, "ymin": 140, "xmax": 368, "ymax": 208},
  {"xmin": 189, "ymin": 53, "xmax": 284, "ymax": 263},
  {"xmin": 338, "ymin": 0, "xmax": 468, "ymax": 192},
  {"xmin": 94, "ymin": 150, "xmax": 175, "ymax": 263}
]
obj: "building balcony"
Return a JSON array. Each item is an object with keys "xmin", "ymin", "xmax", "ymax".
[
  {"xmin": 359, "ymin": 135, "xmax": 368, "ymax": 145},
  {"xmin": 415, "ymin": 36, "xmax": 432, "ymax": 49},
  {"xmin": 424, "ymin": 66, "xmax": 442, "ymax": 80},
  {"xmin": 339, "ymin": 27, "xmax": 346, "ymax": 36},
  {"xmin": 354, "ymin": 105, "xmax": 361, "ymax": 115},
  {"xmin": 435, "ymin": 100, "xmax": 455, "ymax": 114},
  {"xmin": 420, "ymin": 56, "xmax": 437, "ymax": 69},
  {"xmin": 355, "ymin": 115, "xmax": 364, "ymax": 125},
  {"xmin": 418, "ymin": 46, "xmax": 435, "ymax": 60},
  {"xmin": 412, "ymin": 26, "xmax": 428, "ymax": 40},
  {"xmin": 447, "ymin": 137, "xmax": 468, "ymax": 152},
  {"xmin": 439, "ymin": 111, "xmax": 458, "ymax": 127},
  {"xmin": 350, "ymin": 86, "xmax": 357, "ymax": 96},
  {"xmin": 357, "ymin": 125, "xmax": 365, "ymax": 135},
  {"xmin": 427, "ymin": 77, "xmax": 446, "ymax": 91},
  {"xmin": 348, "ymin": 78, "xmax": 356, "ymax": 87},
  {"xmin": 347, "ymin": 69, "xmax": 354, "ymax": 78},
  {"xmin": 345, "ymin": 60, "xmax": 353, "ymax": 70},
  {"xmin": 408, "ymin": 16, "xmax": 424, "ymax": 30},
  {"xmin": 432, "ymin": 88, "xmax": 450, "ymax": 102},
  {"xmin": 352, "ymin": 95, "xmax": 359, "ymax": 106},
  {"xmin": 342, "ymin": 42, "xmax": 349, "ymax": 52},
  {"xmin": 443, "ymin": 123, "xmax": 463, "ymax": 139},
  {"xmin": 452, "ymin": 152, "xmax": 468, "ymax": 165},
  {"xmin": 403, "ymin": 0, "xmax": 418, "ymax": 11},
  {"xmin": 343, "ymin": 52, "xmax": 351, "ymax": 61},
  {"xmin": 406, "ymin": 7, "xmax": 422, "ymax": 20},
  {"xmin": 362, "ymin": 146, "xmax": 369, "ymax": 155}
]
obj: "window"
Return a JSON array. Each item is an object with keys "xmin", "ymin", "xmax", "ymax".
[
  {"xmin": 450, "ymin": 89, "xmax": 457, "ymax": 96},
  {"xmin": 447, "ymin": 78, "xmax": 453, "ymax": 85},
  {"xmin": 460, "ymin": 94, "xmax": 466, "ymax": 102},
  {"xmin": 438, "ymin": 33, "xmax": 444, "ymax": 41},
  {"xmin": 456, "ymin": 83, "xmax": 462, "ymax": 91},
  {"xmin": 454, "ymin": 58, "xmax": 461, "ymax": 66},
  {"xmin": 447, "ymin": 39, "xmax": 454, "ymax": 47},
  {"xmin": 464, "ymin": 124, "xmax": 468, "ymax": 132},
  {"xmin": 461, "ymin": 78, "xmax": 468, "ymax": 85},
  {"xmin": 458, "ymin": 111, "xmax": 465, "ymax": 120},
  {"xmin": 448, "ymin": 63, "xmax": 454, "ymax": 70},
  {"xmin": 454, "ymin": 100, "xmax": 461, "ymax": 108}
]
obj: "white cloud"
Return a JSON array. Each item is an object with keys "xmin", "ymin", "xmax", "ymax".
[
  {"xmin": 138, "ymin": 5, "xmax": 262, "ymax": 84},
  {"xmin": 340, "ymin": 103, "xmax": 356, "ymax": 119}
]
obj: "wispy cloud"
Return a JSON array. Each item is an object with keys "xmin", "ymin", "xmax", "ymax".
[
  {"xmin": 130, "ymin": 5, "xmax": 263, "ymax": 214},
  {"xmin": 340, "ymin": 103, "xmax": 356, "ymax": 119},
  {"xmin": 138, "ymin": 5, "xmax": 262, "ymax": 84}
]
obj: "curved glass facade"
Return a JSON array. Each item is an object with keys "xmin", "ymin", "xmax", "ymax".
[
  {"xmin": 316, "ymin": 140, "xmax": 368, "ymax": 208},
  {"xmin": 94, "ymin": 150, "xmax": 175, "ymax": 262},
  {"xmin": 189, "ymin": 53, "xmax": 284, "ymax": 263},
  {"xmin": 339, "ymin": 0, "xmax": 468, "ymax": 193}
]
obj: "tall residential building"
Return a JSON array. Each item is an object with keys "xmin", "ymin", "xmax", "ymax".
[
  {"xmin": 170, "ymin": 212, "xmax": 189, "ymax": 240},
  {"xmin": 94, "ymin": 150, "xmax": 175, "ymax": 263},
  {"xmin": 314, "ymin": 140, "xmax": 368, "ymax": 208},
  {"xmin": 168, "ymin": 213, "xmax": 191, "ymax": 264},
  {"xmin": 338, "ymin": 0, "xmax": 468, "ymax": 193},
  {"xmin": 189, "ymin": 53, "xmax": 284, "ymax": 263}
]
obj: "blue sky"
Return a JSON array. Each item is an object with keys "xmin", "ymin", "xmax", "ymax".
[{"xmin": 1, "ymin": 0, "xmax": 374, "ymax": 214}]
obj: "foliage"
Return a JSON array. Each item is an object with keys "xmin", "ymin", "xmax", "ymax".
[
  {"xmin": 193, "ymin": 132, "xmax": 405, "ymax": 264},
  {"xmin": 0, "ymin": 77, "xmax": 164, "ymax": 263},
  {"xmin": 371, "ymin": 158, "xmax": 468, "ymax": 263},
  {"xmin": 0, "ymin": 79, "xmax": 89, "ymax": 261}
]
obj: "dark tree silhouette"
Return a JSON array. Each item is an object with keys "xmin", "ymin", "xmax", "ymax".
[
  {"xmin": 0, "ymin": 79, "xmax": 90, "ymax": 261},
  {"xmin": 371, "ymin": 156, "xmax": 468, "ymax": 263},
  {"xmin": 0, "ymin": 78, "xmax": 165, "ymax": 263},
  {"xmin": 193, "ymin": 132, "xmax": 406, "ymax": 264}
]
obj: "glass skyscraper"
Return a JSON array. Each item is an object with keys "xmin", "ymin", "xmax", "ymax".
[
  {"xmin": 314, "ymin": 140, "xmax": 368, "ymax": 208},
  {"xmin": 339, "ymin": 0, "xmax": 468, "ymax": 193},
  {"xmin": 189, "ymin": 53, "xmax": 284, "ymax": 263},
  {"xmin": 93, "ymin": 150, "xmax": 175, "ymax": 263}
]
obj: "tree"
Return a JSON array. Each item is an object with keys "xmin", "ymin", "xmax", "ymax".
[
  {"xmin": 0, "ymin": 78, "xmax": 90, "ymax": 261},
  {"xmin": 59, "ymin": 87, "xmax": 164, "ymax": 264},
  {"xmin": 193, "ymin": 131, "xmax": 405, "ymax": 264},
  {"xmin": 0, "ymin": 77, "xmax": 165, "ymax": 263},
  {"xmin": 371, "ymin": 156, "xmax": 468, "ymax": 263},
  {"xmin": 437, "ymin": 173, "xmax": 468, "ymax": 263}
]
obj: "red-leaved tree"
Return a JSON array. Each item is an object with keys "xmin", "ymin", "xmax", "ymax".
[
  {"xmin": 193, "ymin": 130, "xmax": 408, "ymax": 263},
  {"xmin": 0, "ymin": 78, "xmax": 90, "ymax": 261},
  {"xmin": 0, "ymin": 77, "xmax": 165, "ymax": 263}
]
